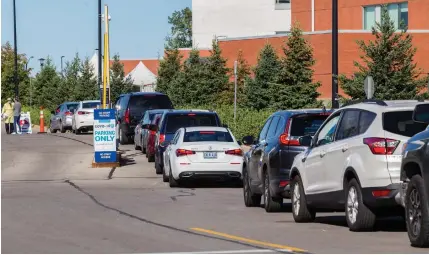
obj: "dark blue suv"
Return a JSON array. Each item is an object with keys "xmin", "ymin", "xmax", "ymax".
[
  {"xmin": 242, "ymin": 108, "xmax": 333, "ymax": 212},
  {"xmin": 148, "ymin": 110, "xmax": 223, "ymax": 175}
]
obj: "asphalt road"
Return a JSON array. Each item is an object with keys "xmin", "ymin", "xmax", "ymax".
[{"xmin": 1, "ymin": 128, "xmax": 426, "ymax": 253}]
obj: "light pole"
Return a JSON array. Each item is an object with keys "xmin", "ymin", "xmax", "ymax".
[
  {"xmin": 13, "ymin": 0, "xmax": 19, "ymax": 98},
  {"xmin": 98, "ymin": 0, "xmax": 103, "ymax": 102},
  {"xmin": 331, "ymin": 0, "xmax": 339, "ymax": 108},
  {"xmin": 233, "ymin": 60, "xmax": 238, "ymax": 127},
  {"xmin": 26, "ymin": 56, "xmax": 34, "ymax": 107},
  {"xmin": 38, "ymin": 58, "xmax": 45, "ymax": 69},
  {"xmin": 25, "ymin": 56, "xmax": 34, "ymax": 70},
  {"xmin": 61, "ymin": 56, "xmax": 65, "ymax": 75}
]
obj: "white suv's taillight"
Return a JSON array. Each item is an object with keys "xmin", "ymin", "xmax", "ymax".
[{"xmin": 363, "ymin": 137, "xmax": 400, "ymax": 155}]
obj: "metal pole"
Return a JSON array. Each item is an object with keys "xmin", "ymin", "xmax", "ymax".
[
  {"xmin": 30, "ymin": 77, "xmax": 32, "ymax": 107},
  {"xmin": 332, "ymin": 0, "xmax": 339, "ymax": 108},
  {"xmin": 234, "ymin": 60, "xmax": 238, "ymax": 126},
  {"xmin": 98, "ymin": 0, "xmax": 103, "ymax": 101},
  {"xmin": 61, "ymin": 56, "xmax": 65, "ymax": 75},
  {"xmin": 13, "ymin": 0, "xmax": 19, "ymax": 98}
]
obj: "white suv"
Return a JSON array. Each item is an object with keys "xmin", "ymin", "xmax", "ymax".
[{"xmin": 289, "ymin": 100, "xmax": 429, "ymax": 231}]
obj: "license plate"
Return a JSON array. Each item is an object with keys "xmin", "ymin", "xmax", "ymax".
[{"xmin": 203, "ymin": 152, "xmax": 217, "ymax": 159}]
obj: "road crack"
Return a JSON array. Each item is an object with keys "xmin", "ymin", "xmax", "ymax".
[{"xmin": 170, "ymin": 189, "xmax": 196, "ymax": 201}]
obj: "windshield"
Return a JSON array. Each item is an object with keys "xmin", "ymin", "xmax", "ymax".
[
  {"xmin": 183, "ymin": 131, "xmax": 233, "ymax": 142},
  {"xmin": 383, "ymin": 111, "xmax": 428, "ymax": 137},
  {"xmin": 82, "ymin": 102, "xmax": 100, "ymax": 109},
  {"xmin": 290, "ymin": 114, "xmax": 330, "ymax": 137},
  {"xmin": 165, "ymin": 114, "xmax": 218, "ymax": 134},
  {"xmin": 129, "ymin": 95, "xmax": 173, "ymax": 115},
  {"xmin": 66, "ymin": 104, "xmax": 79, "ymax": 111}
]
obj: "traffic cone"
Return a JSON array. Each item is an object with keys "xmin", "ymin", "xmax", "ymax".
[{"xmin": 37, "ymin": 107, "xmax": 47, "ymax": 134}]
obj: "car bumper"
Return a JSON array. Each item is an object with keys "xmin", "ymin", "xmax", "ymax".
[
  {"xmin": 173, "ymin": 162, "xmax": 243, "ymax": 180},
  {"xmin": 76, "ymin": 120, "xmax": 94, "ymax": 129},
  {"xmin": 178, "ymin": 171, "xmax": 242, "ymax": 180},
  {"xmin": 361, "ymin": 183, "xmax": 403, "ymax": 214},
  {"xmin": 64, "ymin": 117, "xmax": 73, "ymax": 127},
  {"xmin": 271, "ymin": 174, "xmax": 291, "ymax": 199}
]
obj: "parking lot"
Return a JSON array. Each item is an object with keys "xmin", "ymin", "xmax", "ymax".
[{"xmin": 1, "ymin": 129, "xmax": 423, "ymax": 254}]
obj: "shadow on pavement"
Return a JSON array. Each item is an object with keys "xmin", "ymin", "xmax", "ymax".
[
  {"xmin": 314, "ymin": 215, "xmax": 407, "ymax": 232},
  {"xmin": 180, "ymin": 179, "xmax": 243, "ymax": 189}
]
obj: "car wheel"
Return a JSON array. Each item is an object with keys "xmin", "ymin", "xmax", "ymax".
[
  {"xmin": 49, "ymin": 122, "xmax": 57, "ymax": 133},
  {"xmin": 60, "ymin": 121, "xmax": 66, "ymax": 133},
  {"xmin": 243, "ymin": 167, "xmax": 261, "ymax": 207},
  {"xmin": 162, "ymin": 161, "xmax": 170, "ymax": 182},
  {"xmin": 134, "ymin": 139, "xmax": 141, "ymax": 150},
  {"xmin": 405, "ymin": 175, "xmax": 429, "ymax": 247},
  {"xmin": 119, "ymin": 128, "xmax": 129, "ymax": 145},
  {"xmin": 291, "ymin": 175, "xmax": 316, "ymax": 222},
  {"xmin": 169, "ymin": 165, "xmax": 179, "ymax": 188},
  {"xmin": 75, "ymin": 128, "xmax": 81, "ymax": 135},
  {"xmin": 345, "ymin": 178, "xmax": 376, "ymax": 231},
  {"xmin": 155, "ymin": 155, "xmax": 163, "ymax": 174},
  {"xmin": 263, "ymin": 171, "xmax": 282, "ymax": 212},
  {"xmin": 148, "ymin": 153, "xmax": 155, "ymax": 162}
]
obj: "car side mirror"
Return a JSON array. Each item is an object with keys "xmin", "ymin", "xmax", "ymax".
[
  {"xmin": 148, "ymin": 124, "xmax": 158, "ymax": 132},
  {"xmin": 299, "ymin": 135, "xmax": 313, "ymax": 147},
  {"xmin": 160, "ymin": 141, "xmax": 170, "ymax": 147},
  {"xmin": 242, "ymin": 135, "xmax": 254, "ymax": 146},
  {"xmin": 413, "ymin": 103, "xmax": 429, "ymax": 124}
]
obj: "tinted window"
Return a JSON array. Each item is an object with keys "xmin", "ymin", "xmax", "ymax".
[
  {"xmin": 358, "ymin": 111, "xmax": 376, "ymax": 134},
  {"xmin": 290, "ymin": 114, "xmax": 329, "ymax": 137},
  {"xmin": 183, "ymin": 131, "xmax": 234, "ymax": 143},
  {"xmin": 316, "ymin": 112, "xmax": 341, "ymax": 146},
  {"xmin": 119, "ymin": 96, "xmax": 128, "ymax": 111},
  {"xmin": 383, "ymin": 111, "xmax": 427, "ymax": 137},
  {"xmin": 82, "ymin": 102, "xmax": 100, "ymax": 109},
  {"xmin": 266, "ymin": 116, "xmax": 279, "ymax": 139},
  {"xmin": 275, "ymin": 116, "xmax": 286, "ymax": 136},
  {"xmin": 129, "ymin": 95, "xmax": 173, "ymax": 114},
  {"xmin": 165, "ymin": 114, "xmax": 218, "ymax": 134},
  {"xmin": 259, "ymin": 118, "xmax": 272, "ymax": 141},
  {"xmin": 336, "ymin": 110, "xmax": 360, "ymax": 140}
]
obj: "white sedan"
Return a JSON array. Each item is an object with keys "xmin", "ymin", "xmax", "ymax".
[
  {"xmin": 72, "ymin": 100, "xmax": 101, "ymax": 134},
  {"xmin": 162, "ymin": 126, "xmax": 243, "ymax": 187}
]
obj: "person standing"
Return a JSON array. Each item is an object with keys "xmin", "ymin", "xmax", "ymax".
[
  {"xmin": 13, "ymin": 97, "xmax": 22, "ymax": 134},
  {"xmin": 2, "ymin": 98, "xmax": 14, "ymax": 134}
]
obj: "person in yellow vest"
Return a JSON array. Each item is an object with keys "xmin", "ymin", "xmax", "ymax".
[{"xmin": 2, "ymin": 98, "xmax": 14, "ymax": 134}]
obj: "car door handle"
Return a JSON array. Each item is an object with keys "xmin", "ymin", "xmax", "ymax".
[{"xmin": 320, "ymin": 150, "xmax": 326, "ymax": 157}]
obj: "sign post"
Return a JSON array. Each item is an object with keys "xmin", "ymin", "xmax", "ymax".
[
  {"xmin": 364, "ymin": 76, "xmax": 375, "ymax": 99},
  {"xmin": 93, "ymin": 109, "xmax": 119, "ymax": 167},
  {"xmin": 233, "ymin": 60, "xmax": 238, "ymax": 127}
]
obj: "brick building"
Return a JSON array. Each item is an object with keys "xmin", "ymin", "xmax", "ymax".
[{"xmin": 214, "ymin": 0, "xmax": 429, "ymax": 100}]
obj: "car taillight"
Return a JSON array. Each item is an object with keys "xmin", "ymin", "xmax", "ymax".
[
  {"xmin": 125, "ymin": 108, "xmax": 130, "ymax": 124},
  {"xmin": 225, "ymin": 149, "xmax": 243, "ymax": 156},
  {"xmin": 176, "ymin": 149, "xmax": 195, "ymax": 157},
  {"xmin": 150, "ymin": 130, "xmax": 156, "ymax": 135},
  {"xmin": 65, "ymin": 111, "xmax": 72, "ymax": 116},
  {"xmin": 279, "ymin": 118, "xmax": 300, "ymax": 146},
  {"xmin": 159, "ymin": 134, "xmax": 165, "ymax": 144},
  {"xmin": 363, "ymin": 137, "xmax": 400, "ymax": 155},
  {"xmin": 77, "ymin": 111, "xmax": 86, "ymax": 115}
]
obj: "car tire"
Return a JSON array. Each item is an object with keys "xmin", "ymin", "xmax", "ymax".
[
  {"xmin": 49, "ymin": 123, "xmax": 57, "ymax": 133},
  {"xmin": 243, "ymin": 167, "xmax": 261, "ymax": 207},
  {"xmin": 162, "ymin": 162, "xmax": 170, "ymax": 182},
  {"xmin": 148, "ymin": 153, "xmax": 155, "ymax": 162},
  {"xmin": 119, "ymin": 128, "xmax": 129, "ymax": 145},
  {"xmin": 60, "ymin": 121, "xmax": 66, "ymax": 133},
  {"xmin": 405, "ymin": 175, "xmax": 429, "ymax": 247},
  {"xmin": 291, "ymin": 175, "xmax": 316, "ymax": 222},
  {"xmin": 155, "ymin": 156, "xmax": 163, "ymax": 174},
  {"xmin": 263, "ymin": 171, "xmax": 282, "ymax": 212},
  {"xmin": 75, "ymin": 128, "xmax": 81, "ymax": 135},
  {"xmin": 134, "ymin": 140, "xmax": 141, "ymax": 150},
  {"xmin": 345, "ymin": 178, "xmax": 376, "ymax": 232},
  {"xmin": 169, "ymin": 166, "xmax": 179, "ymax": 188}
]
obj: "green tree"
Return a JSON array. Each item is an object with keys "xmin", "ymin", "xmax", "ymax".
[
  {"xmin": 58, "ymin": 53, "xmax": 80, "ymax": 101},
  {"xmin": 236, "ymin": 49, "xmax": 251, "ymax": 106},
  {"xmin": 339, "ymin": 6, "xmax": 426, "ymax": 100},
  {"xmin": 32, "ymin": 57, "xmax": 62, "ymax": 110},
  {"xmin": 245, "ymin": 43, "xmax": 281, "ymax": 110},
  {"xmin": 1, "ymin": 42, "xmax": 31, "ymax": 105},
  {"xmin": 109, "ymin": 54, "xmax": 134, "ymax": 103},
  {"xmin": 207, "ymin": 40, "xmax": 231, "ymax": 105},
  {"xmin": 156, "ymin": 47, "xmax": 182, "ymax": 96},
  {"xmin": 165, "ymin": 7, "xmax": 192, "ymax": 49},
  {"xmin": 273, "ymin": 24, "xmax": 321, "ymax": 109},
  {"xmin": 74, "ymin": 57, "xmax": 98, "ymax": 101}
]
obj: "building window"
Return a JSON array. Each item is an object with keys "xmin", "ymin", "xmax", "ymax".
[
  {"xmin": 363, "ymin": 2, "xmax": 408, "ymax": 30},
  {"xmin": 275, "ymin": 0, "xmax": 291, "ymax": 10},
  {"xmin": 275, "ymin": 31, "xmax": 290, "ymax": 35}
]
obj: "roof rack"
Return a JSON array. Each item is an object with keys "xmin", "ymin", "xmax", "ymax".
[{"xmin": 340, "ymin": 99, "xmax": 388, "ymax": 108}]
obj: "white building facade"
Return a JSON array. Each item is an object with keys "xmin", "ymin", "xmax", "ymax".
[{"xmin": 192, "ymin": 0, "xmax": 292, "ymax": 49}]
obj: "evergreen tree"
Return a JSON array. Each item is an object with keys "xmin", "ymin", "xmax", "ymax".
[
  {"xmin": 57, "ymin": 53, "xmax": 80, "ymax": 101},
  {"xmin": 274, "ymin": 24, "xmax": 321, "ymax": 109},
  {"xmin": 339, "ymin": 6, "xmax": 426, "ymax": 100},
  {"xmin": 236, "ymin": 50, "xmax": 251, "ymax": 106},
  {"xmin": 74, "ymin": 57, "xmax": 98, "ymax": 101},
  {"xmin": 155, "ymin": 47, "xmax": 182, "ymax": 96},
  {"xmin": 244, "ymin": 43, "xmax": 281, "ymax": 110},
  {"xmin": 165, "ymin": 7, "xmax": 192, "ymax": 49},
  {"xmin": 1, "ymin": 42, "xmax": 31, "ymax": 105},
  {"xmin": 109, "ymin": 54, "xmax": 134, "ymax": 103},
  {"xmin": 32, "ymin": 57, "xmax": 62, "ymax": 110},
  {"xmin": 207, "ymin": 40, "xmax": 231, "ymax": 105}
]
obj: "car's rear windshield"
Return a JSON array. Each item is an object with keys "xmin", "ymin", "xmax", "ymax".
[
  {"xmin": 66, "ymin": 104, "xmax": 79, "ymax": 111},
  {"xmin": 129, "ymin": 95, "xmax": 173, "ymax": 114},
  {"xmin": 383, "ymin": 111, "xmax": 428, "ymax": 137},
  {"xmin": 290, "ymin": 114, "xmax": 330, "ymax": 137},
  {"xmin": 183, "ymin": 131, "xmax": 233, "ymax": 143},
  {"xmin": 82, "ymin": 102, "xmax": 100, "ymax": 109},
  {"xmin": 165, "ymin": 113, "xmax": 218, "ymax": 134}
]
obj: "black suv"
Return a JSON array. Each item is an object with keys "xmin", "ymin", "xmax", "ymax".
[
  {"xmin": 241, "ymin": 108, "xmax": 332, "ymax": 212},
  {"xmin": 115, "ymin": 92, "xmax": 174, "ymax": 145},
  {"xmin": 400, "ymin": 103, "xmax": 429, "ymax": 248},
  {"xmin": 149, "ymin": 110, "xmax": 223, "ymax": 175}
]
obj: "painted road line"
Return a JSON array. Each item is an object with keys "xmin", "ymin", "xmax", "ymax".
[
  {"xmin": 190, "ymin": 228, "xmax": 307, "ymax": 253},
  {"xmin": 171, "ymin": 249, "xmax": 293, "ymax": 254}
]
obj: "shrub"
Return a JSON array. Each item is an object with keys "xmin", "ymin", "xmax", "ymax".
[{"xmin": 22, "ymin": 106, "xmax": 52, "ymax": 127}]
